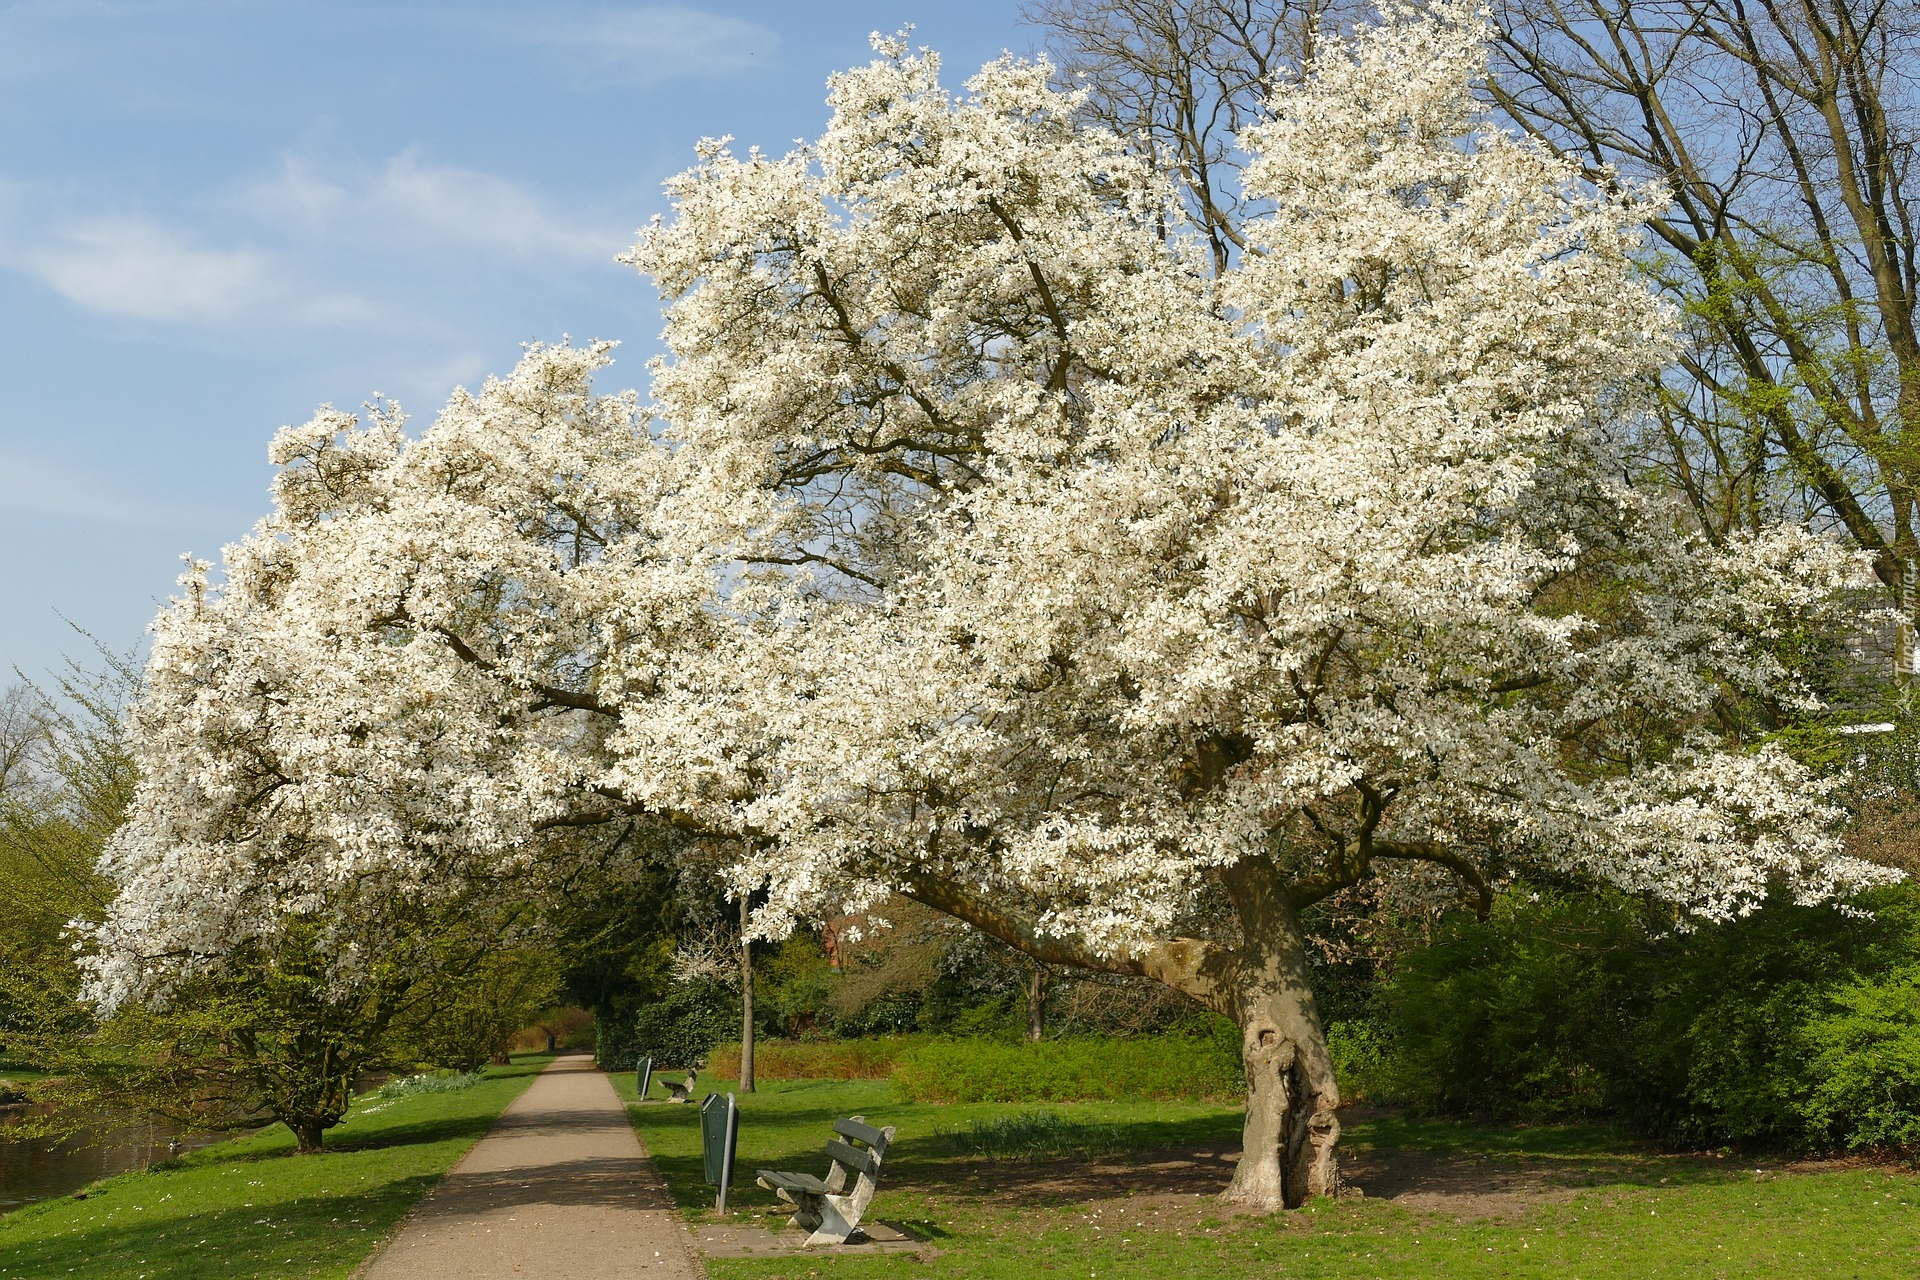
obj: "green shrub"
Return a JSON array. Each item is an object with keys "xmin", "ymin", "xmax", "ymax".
[
  {"xmin": 594, "ymin": 999, "xmax": 645, "ymax": 1071},
  {"xmin": 835, "ymin": 993, "xmax": 923, "ymax": 1037},
  {"xmin": 1379, "ymin": 890, "xmax": 1653, "ymax": 1122},
  {"xmin": 1627, "ymin": 885, "xmax": 1920, "ymax": 1150},
  {"xmin": 756, "ymin": 935, "xmax": 840, "ymax": 1037},
  {"xmin": 628, "ymin": 978, "xmax": 738, "ymax": 1069},
  {"xmin": 1371, "ymin": 881, "xmax": 1920, "ymax": 1152},
  {"xmin": 708, "ymin": 1034, "xmax": 928, "ymax": 1080},
  {"xmin": 1326, "ymin": 1018, "xmax": 1393, "ymax": 1102},
  {"xmin": 892, "ymin": 1024, "xmax": 1241, "ymax": 1103},
  {"xmin": 1796, "ymin": 964, "xmax": 1920, "ymax": 1148}
]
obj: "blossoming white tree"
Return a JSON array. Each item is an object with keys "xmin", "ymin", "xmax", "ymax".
[
  {"xmin": 90, "ymin": 4, "xmax": 1897, "ymax": 1211},
  {"xmin": 86, "ymin": 343, "xmax": 732, "ymax": 999},
  {"xmin": 631, "ymin": 8, "xmax": 1894, "ymax": 1206}
]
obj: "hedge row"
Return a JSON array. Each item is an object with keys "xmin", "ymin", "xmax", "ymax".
[
  {"xmin": 708, "ymin": 1035, "xmax": 928, "ymax": 1080},
  {"xmin": 891, "ymin": 1029, "xmax": 1243, "ymax": 1103}
]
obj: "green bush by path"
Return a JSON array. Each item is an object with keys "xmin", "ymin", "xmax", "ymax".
[
  {"xmin": 626, "ymin": 977, "xmax": 737, "ymax": 1070},
  {"xmin": 891, "ymin": 1027, "xmax": 1242, "ymax": 1103},
  {"xmin": 0, "ymin": 1056, "xmax": 549, "ymax": 1279}
]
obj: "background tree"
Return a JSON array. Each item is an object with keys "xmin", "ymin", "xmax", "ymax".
[
  {"xmin": 1, "ymin": 647, "xmax": 572, "ymax": 1151},
  {"xmin": 1025, "ymin": 0, "xmax": 1357, "ymax": 275},
  {"xmin": 1485, "ymin": 0, "xmax": 1920, "ymax": 584},
  {"xmin": 0, "ymin": 654, "xmax": 133, "ymax": 1067},
  {"xmin": 46, "ymin": 913, "xmax": 414, "ymax": 1153}
]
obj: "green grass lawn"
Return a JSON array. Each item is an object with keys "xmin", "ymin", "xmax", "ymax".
[
  {"xmin": 0, "ymin": 1057, "xmax": 550, "ymax": 1279},
  {"xmin": 619, "ymin": 1072, "xmax": 1920, "ymax": 1280}
]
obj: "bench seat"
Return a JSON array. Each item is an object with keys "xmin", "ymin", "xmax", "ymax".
[{"xmin": 756, "ymin": 1170, "xmax": 832, "ymax": 1196}]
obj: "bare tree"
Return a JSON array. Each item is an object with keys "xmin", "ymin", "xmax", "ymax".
[
  {"xmin": 0, "ymin": 683, "xmax": 48, "ymax": 799},
  {"xmin": 1026, "ymin": 0, "xmax": 1370, "ymax": 275},
  {"xmin": 1487, "ymin": 0, "xmax": 1920, "ymax": 589},
  {"xmin": 1035, "ymin": 0, "xmax": 1920, "ymax": 610}
]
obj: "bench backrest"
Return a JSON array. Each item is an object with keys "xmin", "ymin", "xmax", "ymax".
[{"xmin": 822, "ymin": 1114, "xmax": 896, "ymax": 1215}]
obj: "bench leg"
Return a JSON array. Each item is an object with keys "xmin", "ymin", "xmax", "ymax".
[
  {"xmin": 803, "ymin": 1198, "xmax": 856, "ymax": 1246},
  {"xmin": 778, "ymin": 1190, "xmax": 824, "ymax": 1233}
]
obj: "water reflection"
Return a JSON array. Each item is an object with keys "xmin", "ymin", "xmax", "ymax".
[{"xmin": 0, "ymin": 1110, "xmax": 226, "ymax": 1213}]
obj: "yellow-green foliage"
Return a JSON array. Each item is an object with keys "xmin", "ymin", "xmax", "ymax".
[{"xmin": 708, "ymin": 1035, "xmax": 928, "ymax": 1080}]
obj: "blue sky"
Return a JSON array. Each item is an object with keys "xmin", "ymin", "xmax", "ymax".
[{"xmin": 0, "ymin": 0, "xmax": 1028, "ymax": 679}]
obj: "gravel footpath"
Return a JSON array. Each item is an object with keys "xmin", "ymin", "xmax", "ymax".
[{"xmin": 357, "ymin": 1054, "xmax": 702, "ymax": 1278}]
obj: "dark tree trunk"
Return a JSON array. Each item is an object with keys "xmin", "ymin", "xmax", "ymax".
[
  {"xmin": 739, "ymin": 893, "xmax": 756, "ymax": 1093},
  {"xmin": 1028, "ymin": 964, "xmax": 1049, "ymax": 1041},
  {"xmin": 290, "ymin": 1120, "xmax": 326, "ymax": 1154}
]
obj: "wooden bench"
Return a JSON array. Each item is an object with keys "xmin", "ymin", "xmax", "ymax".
[{"xmin": 756, "ymin": 1115, "xmax": 896, "ymax": 1245}]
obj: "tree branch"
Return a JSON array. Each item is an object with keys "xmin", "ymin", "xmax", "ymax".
[{"xmin": 901, "ymin": 871, "xmax": 1230, "ymax": 1012}]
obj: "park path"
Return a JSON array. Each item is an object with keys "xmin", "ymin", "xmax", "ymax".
[{"xmin": 357, "ymin": 1054, "xmax": 702, "ymax": 1279}]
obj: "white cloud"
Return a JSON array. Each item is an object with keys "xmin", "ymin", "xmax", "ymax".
[
  {"xmin": 242, "ymin": 157, "xmax": 349, "ymax": 229},
  {"xmin": 370, "ymin": 152, "xmax": 620, "ymax": 260},
  {"xmin": 0, "ymin": 451, "xmax": 217, "ymax": 527},
  {"xmin": 20, "ymin": 216, "xmax": 279, "ymax": 322},
  {"xmin": 516, "ymin": 5, "xmax": 778, "ymax": 85},
  {"xmin": 8, "ymin": 212, "xmax": 377, "ymax": 325},
  {"xmin": 238, "ymin": 150, "xmax": 621, "ymax": 263}
]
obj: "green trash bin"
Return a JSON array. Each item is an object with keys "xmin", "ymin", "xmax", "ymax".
[
  {"xmin": 636, "ymin": 1056, "xmax": 653, "ymax": 1101},
  {"xmin": 700, "ymin": 1091, "xmax": 739, "ymax": 1212}
]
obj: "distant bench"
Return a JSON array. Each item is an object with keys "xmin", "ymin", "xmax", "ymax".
[
  {"xmin": 635, "ymin": 1058, "xmax": 699, "ymax": 1104},
  {"xmin": 756, "ymin": 1115, "xmax": 896, "ymax": 1246}
]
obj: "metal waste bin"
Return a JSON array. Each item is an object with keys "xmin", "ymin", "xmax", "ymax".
[
  {"xmin": 700, "ymin": 1091, "xmax": 739, "ymax": 1212},
  {"xmin": 636, "ymin": 1056, "xmax": 653, "ymax": 1101}
]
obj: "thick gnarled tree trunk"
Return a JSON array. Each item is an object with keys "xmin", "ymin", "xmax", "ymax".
[{"xmin": 1220, "ymin": 862, "xmax": 1342, "ymax": 1208}]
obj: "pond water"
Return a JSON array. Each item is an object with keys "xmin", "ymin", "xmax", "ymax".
[{"xmin": 0, "ymin": 1110, "xmax": 227, "ymax": 1213}]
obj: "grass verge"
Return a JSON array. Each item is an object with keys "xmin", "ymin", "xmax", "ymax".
[
  {"xmin": 0, "ymin": 1056, "xmax": 550, "ymax": 1279},
  {"xmin": 619, "ymin": 1073, "xmax": 1919, "ymax": 1279}
]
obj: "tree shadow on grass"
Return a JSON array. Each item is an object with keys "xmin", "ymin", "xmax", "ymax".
[
  {"xmin": 649, "ymin": 1096, "xmax": 1767, "ymax": 1221},
  {"xmin": 1340, "ymin": 1108, "xmax": 1644, "ymax": 1161},
  {"xmin": 318, "ymin": 1110, "xmax": 504, "ymax": 1154},
  {"xmin": 641, "ymin": 1107, "xmax": 1250, "ymax": 1215},
  {"xmin": 0, "ymin": 1177, "xmax": 440, "ymax": 1280},
  {"xmin": 156, "ymin": 1109, "xmax": 506, "ymax": 1162}
]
